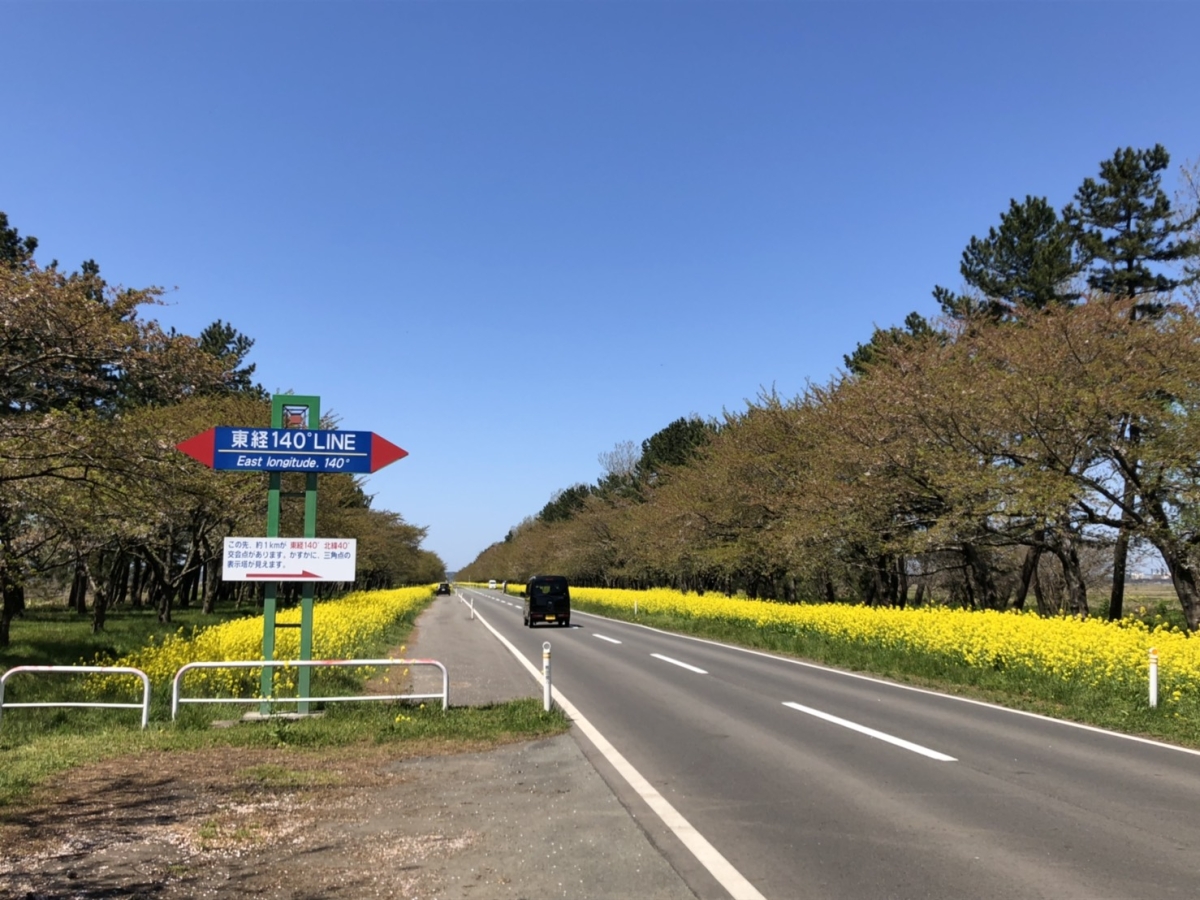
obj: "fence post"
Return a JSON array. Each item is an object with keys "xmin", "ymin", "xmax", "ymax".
[
  {"xmin": 542, "ymin": 641, "xmax": 552, "ymax": 712},
  {"xmin": 1149, "ymin": 647, "xmax": 1159, "ymax": 709}
]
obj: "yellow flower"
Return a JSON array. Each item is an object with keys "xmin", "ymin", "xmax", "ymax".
[
  {"xmin": 87, "ymin": 586, "xmax": 435, "ymax": 700},
  {"xmin": 568, "ymin": 586, "xmax": 1200, "ymax": 701}
]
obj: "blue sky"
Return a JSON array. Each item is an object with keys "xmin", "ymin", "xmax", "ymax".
[{"xmin": 5, "ymin": 2, "xmax": 1198, "ymax": 571}]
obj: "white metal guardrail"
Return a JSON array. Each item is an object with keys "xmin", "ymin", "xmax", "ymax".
[
  {"xmin": 0, "ymin": 666, "xmax": 152, "ymax": 730},
  {"xmin": 171, "ymin": 658, "xmax": 449, "ymax": 719}
]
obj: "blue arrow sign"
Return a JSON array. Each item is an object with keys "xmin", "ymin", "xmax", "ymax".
[{"xmin": 177, "ymin": 427, "xmax": 408, "ymax": 473}]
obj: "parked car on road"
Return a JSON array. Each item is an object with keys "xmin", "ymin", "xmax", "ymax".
[{"xmin": 436, "ymin": 582, "xmax": 451, "ymax": 595}]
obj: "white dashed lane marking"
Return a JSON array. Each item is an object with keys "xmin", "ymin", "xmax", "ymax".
[
  {"xmin": 783, "ymin": 701, "xmax": 957, "ymax": 761},
  {"xmin": 651, "ymin": 653, "xmax": 708, "ymax": 675}
]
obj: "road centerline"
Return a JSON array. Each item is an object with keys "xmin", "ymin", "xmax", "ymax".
[
  {"xmin": 783, "ymin": 701, "xmax": 956, "ymax": 762},
  {"xmin": 652, "ymin": 653, "xmax": 708, "ymax": 675},
  {"xmin": 593, "ymin": 634, "xmax": 622, "ymax": 644}
]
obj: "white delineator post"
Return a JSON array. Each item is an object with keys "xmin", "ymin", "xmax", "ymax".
[
  {"xmin": 543, "ymin": 641, "xmax": 552, "ymax": 712},
  {"xmin": 1149, "ymin": 647, "xmax": 1159, "ymax": 709}
]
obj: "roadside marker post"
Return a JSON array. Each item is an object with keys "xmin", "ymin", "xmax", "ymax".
[
  {"xmin": 1149, "ymin": 647, "xmax": 1159, "ymax": 709},
  {"xmin": 543, "ymin": 641, "xmax": 552, "ymax": 712}
]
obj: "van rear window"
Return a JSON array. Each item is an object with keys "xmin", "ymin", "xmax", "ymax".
[{"xmin": 531, "ymin": 580, "xmax": 567, "ymax": 596}]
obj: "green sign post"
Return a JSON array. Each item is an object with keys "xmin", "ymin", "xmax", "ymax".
[{"xmin": 260, "ymin": 394, "xmax": 321, "ymax": 714}]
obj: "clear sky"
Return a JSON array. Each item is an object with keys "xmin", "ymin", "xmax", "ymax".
[{"xmin": 4, "ymin": 1, "xmax": 1198, "ymax": 571}]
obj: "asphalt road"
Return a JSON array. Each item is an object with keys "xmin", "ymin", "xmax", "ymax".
[{"xmin": 458, "ymin": 586, "xmax": 1200, "ymax": 900}]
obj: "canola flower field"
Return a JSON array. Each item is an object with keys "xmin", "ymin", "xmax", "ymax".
[
  {"xmin": 483, "ymin": 582, "xmax": 1197, "ymax": 709},
  {"xmin": 91, "ymin": 586, "xmax": 434, "ymax": 698}
]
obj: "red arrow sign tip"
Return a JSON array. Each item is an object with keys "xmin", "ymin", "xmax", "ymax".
[
  {"xmin": 370, "ymin": 433, "xmax": 409, "ymax": 472},
  {"xmin": 176, "ymin": 428, "xmax": 217, "ymax": 468}
]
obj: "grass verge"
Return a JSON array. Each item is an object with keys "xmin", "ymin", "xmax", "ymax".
[
  {"xmin": 0, "ymin": 699, "xmax": 569, "ymax": 808},
  {"xmin": 1, "ymin": 593, "xmax": 570, "ymax": 807}
]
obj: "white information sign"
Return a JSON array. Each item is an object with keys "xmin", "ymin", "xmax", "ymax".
[{"xmin": 222, "ymin": 537, "xmax": 357, "ymax": 582}]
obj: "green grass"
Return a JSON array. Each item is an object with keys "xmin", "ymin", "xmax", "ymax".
[
  {"xmin": 0, "ymin": 596, "xmax": 570, "ymax": 808},
  {"xmin": 1, "ymin": 600, "xmax": 256, "ymax": 670},
  {"xmin": 573, "ymin": 599, "xmax": 1200, "ymax": 751},
  {"xmin": 1121, "ymin": 582, "xmax": 1188, "ymax": 630},
  {"xmin": 0, "ymin": 699, "xmax": 569, "ymax": 807}
]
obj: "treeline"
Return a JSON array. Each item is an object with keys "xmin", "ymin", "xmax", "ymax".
[
  {"xmin": 460, "ymin": 145, "xmax": 1200, "ymax": 629},
  {"xmin": 0, "ymin": 214, "xmax": 443, "ymax": 645}
]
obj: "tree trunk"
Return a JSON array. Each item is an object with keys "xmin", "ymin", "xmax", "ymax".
[
  {"xmin": 958, "ymin": 572, "xmax": 976, "ymax": 610},
  {"xmin": 0, "ymin": 570, "xmax": 25, "ymax": 648},
  {"xmin": 88, "ymin": 567, "xmax": 108, "ymax": 634},
  {"xmin": 1013, "ymin": 537, "xmax": 1044, "ymax": 611},
  {"xmin": 203, "ymin": 560, "xmax": 219, "ymax": 614},
  {"xmin": 113, "ymin": 553, "xmax": 130, "ymax": 607},
  {"xmin": 178, "ymin": 568, "xmax": 193, "ymax": 610},
  {"xmin": 158, "ymin": 582, "xmax": 175, "ymax": 624},
  {"xmin": 884, "ymin": 558, "xmax": 900, "ymax": 606},
  {"xmin": 1109, "ymin": 421, "xmax": 1141, "ymax": 621},
  {"xmin": 1109, "ymin": 523, "xmax": 1131, "ymax": 620},
  {"xmin": 1050, "ymin": 525, "xmax": 1089, "ymax": 617},
  {"xmin": 1145, "ymin": 535, "xmax": 1200, "ymax": 631},
  {"xmin": 1164, "ymin": 557, "xmax": 1200, "ymax": 632},
  {"xmin": 1031, "ymin": 562, "xmax": 1052, "ymax": 616},
  {"xmin": 70, "ymin": 560, "xmax": 88, "ymax": 614},
  {"xmin": 962, "ymin": 543, "xmax": 1002, "ymax": 610},
  {"xmin": 129, "ymin": 556, "xmax": 145, "ymax": 608}
]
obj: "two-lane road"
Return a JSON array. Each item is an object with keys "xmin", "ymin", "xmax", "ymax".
[{"xmin": 460, "ymin": 587, "xmax": 1200, "ymax": 900}]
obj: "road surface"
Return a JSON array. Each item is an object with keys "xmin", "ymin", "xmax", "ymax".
[{"xmin": 459, "ymin": 586, "xmax": 1200, "ymax": 900}]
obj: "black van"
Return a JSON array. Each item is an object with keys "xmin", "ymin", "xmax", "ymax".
[{"xmin": 522, "ymin": 575, "xmax": 570, "ymax": 627}]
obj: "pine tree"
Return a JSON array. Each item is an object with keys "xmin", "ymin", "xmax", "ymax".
[
  {"xmin": 636, "ymin": 416, "xmax": 716, "ymax": 484},
  {"xmin": 1068, "ymin": 144, "xmax": 1200, "ymax": 313},
  {"xmin": 936, "ymin": 195, "xmax": 1081, "ymax": 320},
  {"xmin": 198, "ymin": 319, "xmax": 263, "ymax": 396},
  {"xmin": 844, "ymin": 312, "xmax": 938, "ymax": 376},
  {"xmin": 0, "ymin": 212, "xmax": 38, "ymax": 270}
]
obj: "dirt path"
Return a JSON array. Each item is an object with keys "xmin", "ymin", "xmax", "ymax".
[{"xmin": 1, "ymin": 734, "xmax": 695, "ymax": 900}]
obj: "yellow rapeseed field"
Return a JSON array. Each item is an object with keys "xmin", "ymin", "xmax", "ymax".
[
  {"xmin": 92, "ymin": 586, "xmax": 434, "ymax": 698},
  {"xmin": 570, "ymin": 587, "xmax": 1200, "ymax": 704}
]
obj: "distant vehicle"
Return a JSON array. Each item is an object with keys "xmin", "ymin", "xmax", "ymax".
[
  {"xmin": 488, "ymin": 579, "xmax": 497, "ymax": 589},
  {"xmin": 436, "ymin": 582, "xmax": 451, "ymax": 595},
  {"xmin": 522, "ymin": 575, "xmax": 570, "ymax": 627}
]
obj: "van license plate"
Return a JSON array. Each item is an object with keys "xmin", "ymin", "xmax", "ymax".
[{"xmin": 545, "ymin": 615, "xmax": 556, "ymax": 621}]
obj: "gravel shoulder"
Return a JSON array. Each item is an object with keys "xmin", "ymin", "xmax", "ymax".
[{"xmin": 0, "ymin": 595, "xmax": 698, "ymax": 900}]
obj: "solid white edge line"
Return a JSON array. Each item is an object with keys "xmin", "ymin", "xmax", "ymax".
[
  {"xmin": 462, "ymin": 598, "xmax": 767, "ymax": 900},
  {"xmin": 563, "ymin": 607, "xmax": 1200, "ymax": 760},
  {"xmin": 593, "ymin": 634, "xmax": 622, "ymax": 644},
  {"xmin": 651, "ymin": 653, "xmax": 708, "ymax": 675},
  {"xmin": 782, "ymin": 702, "xmax": 956, "ymax": 762}
]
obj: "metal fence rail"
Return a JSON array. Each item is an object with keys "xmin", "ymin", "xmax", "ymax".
[
  {"xmin": 171, "ymin": 658, "xmax": 448, "ymax": 719},
  {"xmin": 0, "ymin": 666, "xmax": 152, "ymax": 730}
]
